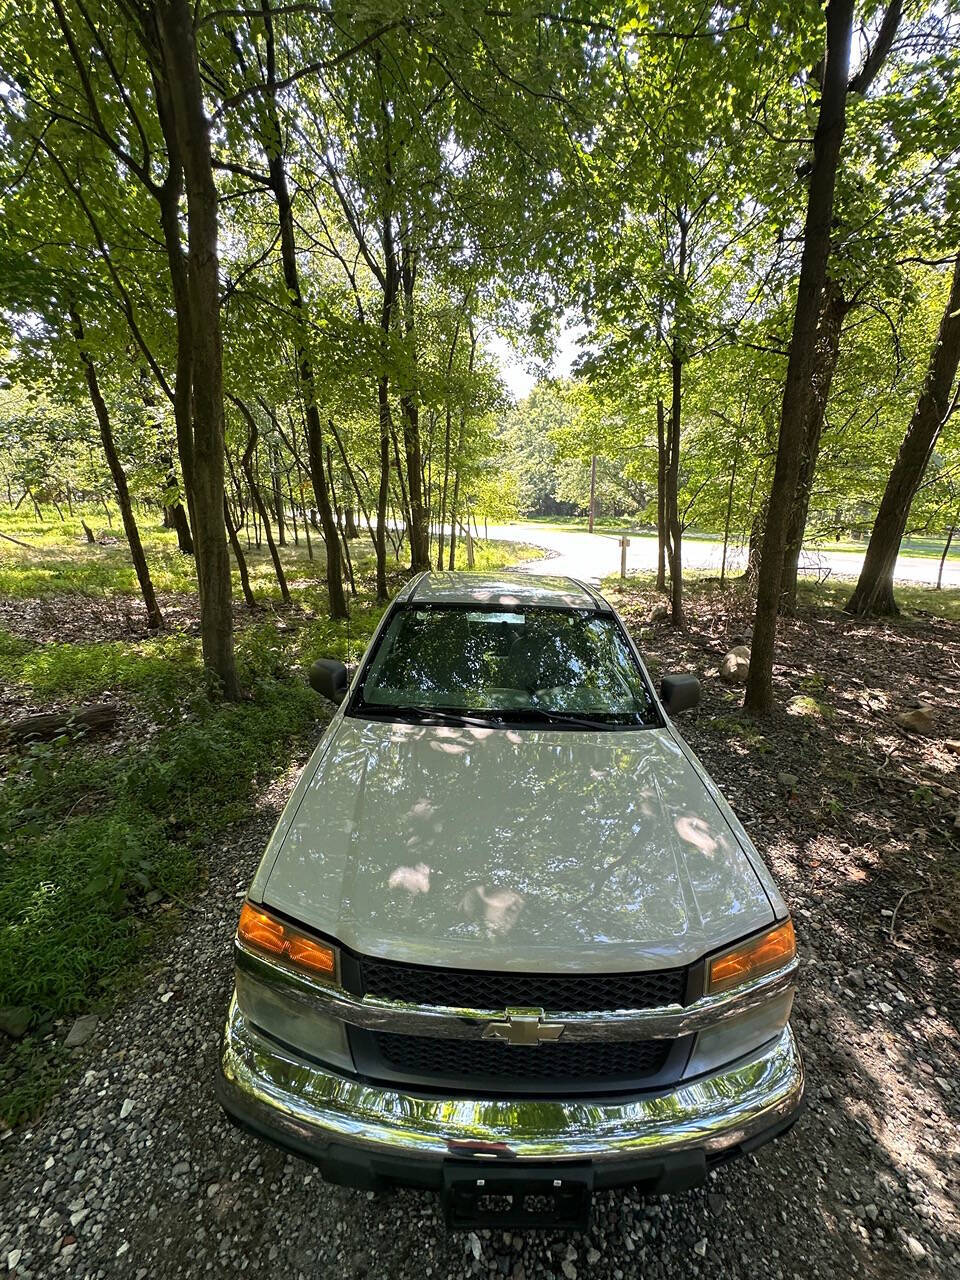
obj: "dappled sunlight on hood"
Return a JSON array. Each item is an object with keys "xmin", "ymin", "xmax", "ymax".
[
  {"xmin": 262, "ymin": 717, "xmax": 775, "ymax": 970},
  {"xmin": 460, "ymin": 884, "xmax": 525, "ymax": 936}
]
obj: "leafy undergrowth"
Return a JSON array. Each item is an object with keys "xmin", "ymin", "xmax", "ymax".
[
  {"xmin": 0, "ymin": 632, "xmax": 343, "ymax": 1125},
  {"xmin": 0, "ymin": 508, "xmax": 537, "ymax": 1125}
]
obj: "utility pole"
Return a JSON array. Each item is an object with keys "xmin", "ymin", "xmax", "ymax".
[{"xmin": 588, "ymin": 455, "xmax": 597, "ymax": 533}]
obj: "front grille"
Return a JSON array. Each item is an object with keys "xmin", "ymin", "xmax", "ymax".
[
  {"xmin": 358, "ymin": 956, "xmax": 688, "ymax": 1012},
  {"xmin": 373, "ymin": 1031, "xmax": 672, "ymax": 1086}
]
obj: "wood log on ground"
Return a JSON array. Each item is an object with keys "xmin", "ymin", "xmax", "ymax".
[{"xmin": 2, "ymin": 702, "xmax": 119, "ymax": 743}]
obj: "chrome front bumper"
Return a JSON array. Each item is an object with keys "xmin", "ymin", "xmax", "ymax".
[{"xmin": 216, "ymin": 995, "xmax": 804, "ymax": 1187}]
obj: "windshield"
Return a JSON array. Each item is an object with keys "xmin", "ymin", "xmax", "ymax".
[{"xmin": 352, "ymin": 604, "xmax": 658, "ymax": 728}]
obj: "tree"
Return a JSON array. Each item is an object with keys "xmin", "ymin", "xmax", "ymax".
[
  {"xmin": 150, "ymin": 0, "xmax": 238, "ymax": 695},
  {"xmin": 744, "ymin": 0, "xmax": 856, "ymax": 715},
  {"xmin": 1, "ymin": 0, "xmax": 240, "ymax": 693},
  {"xmin": 846, "ymin": 253, "xmax": 960, "ymax": 614},
  {"xmin": 70, "ymin": 308, "xmax": 164, "ymax": 629}
]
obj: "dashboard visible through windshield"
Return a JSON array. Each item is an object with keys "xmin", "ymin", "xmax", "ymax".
[{"xmin": 351, "ymin": 603, "xmax": 658, "ymax": 729}]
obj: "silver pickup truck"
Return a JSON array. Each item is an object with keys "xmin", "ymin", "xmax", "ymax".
[{"xmin": 216, "ymin": 572, "xmax": 803, "ymax": 1229}]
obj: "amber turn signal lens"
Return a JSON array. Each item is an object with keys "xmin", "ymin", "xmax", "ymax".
[
  {"xmin": 237, "ymin": 902, "xmax": 336, "ymax": 979},
  {"xmin": 708, "ymin": 919, "xmax": 796, "ymax": 994},
  {"xmin": 286, "ymin": 934, "xmax": 337, "ymax": 976}
]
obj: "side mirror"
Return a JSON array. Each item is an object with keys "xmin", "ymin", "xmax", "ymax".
[
  {"xmin": 660, "ymin": 673, "xmax": 700, "ymax": 715},
  {"xmin": 309, "ymin": 658, "xmax": 349, "ymax": 704}
]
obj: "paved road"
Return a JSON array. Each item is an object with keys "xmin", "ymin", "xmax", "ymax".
[{"xmin": 481, "ymin": 521, "xmax": 960, "ymax": 588}]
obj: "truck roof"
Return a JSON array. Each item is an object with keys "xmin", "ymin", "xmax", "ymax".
[{"xmin": 397, "ymin": 570, "xmax": 610, "ymax": 612}]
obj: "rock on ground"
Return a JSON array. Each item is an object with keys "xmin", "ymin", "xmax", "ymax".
[{"xmin": 719, "ymin": 645, "xmax": 750, "ymax": 685}]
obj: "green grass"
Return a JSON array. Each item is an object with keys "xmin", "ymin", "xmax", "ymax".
[
  {"xmin": 798, "ymin": 575, "xmax": 960, "ymax": 620},
  {"xmin": 0, "ymin": 503, "xmax": 540, "ymax": 603},
  {"xmin": 490, "ymin": 512, "xmax": 960, "ymax": 561},
  {"xmin": 602, "ymin": 566, "xmax": 960, "ymax": 622},
  {"xmin": 0, "ymin": 503, "xmax": 539, "ymax": 1125},
  {"xmin": 0, "ymin": 622, "xmax": 363, "ymax": 1126},
  {"xmin": 805, "ymin": 533, "xmax": 960, "ymax": 561},
  {"xmin": 516, "ymin": 515, "xmax": 724, "ymax": 543}
]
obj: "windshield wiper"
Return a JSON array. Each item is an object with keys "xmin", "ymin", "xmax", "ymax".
[
  {"xmin": 505, "ymin": 708, "xmax": 647, "ymax": 731},
  {"xmin": 359, "ymin": 704, "xmax": 498, "ymax": 727}
]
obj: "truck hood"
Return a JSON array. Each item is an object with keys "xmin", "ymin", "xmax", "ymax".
[{"xmin": 260, "ymin": 717, "xmax": 775, "ymax": 973}]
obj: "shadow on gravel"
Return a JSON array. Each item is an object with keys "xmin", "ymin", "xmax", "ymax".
[
  {"xmin": 612, "ymin": 579, "xmax": 959, "ymax": 1276},
  {"xmin": 1, "ymin": 580, "xmax": 957, "ymax": 1280}
]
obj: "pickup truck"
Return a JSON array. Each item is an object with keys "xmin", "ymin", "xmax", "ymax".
[{"xmin": 216, "ymin": 572, "xmax": 803, "ymax": 1229}]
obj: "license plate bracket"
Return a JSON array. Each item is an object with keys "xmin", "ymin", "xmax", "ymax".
[{"xmin": 441, "ymin": 1161, "xmax": 594, "ymax": 1231}]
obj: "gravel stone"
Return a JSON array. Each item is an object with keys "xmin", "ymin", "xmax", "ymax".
[
  {"xmin": 904, "ymin": 1236, "xmax": 927, "ymax": 1263},
  {"xmin": 0, "ymin": 733, "xmax": 956, "ymax": 1280},
  {"xmin": 64, "ymin": 1014, "xmax": 99, "ymax": 1048}
]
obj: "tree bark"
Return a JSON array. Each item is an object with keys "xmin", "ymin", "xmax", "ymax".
[
  {"xmin": 256, "ymin": 0, "xmax": 346, "ymax": 618},
  {"xmin": 3, "ymin": 702, "xmax": 119, "ymax": 744},
  {"xmin": 326, "ymin": 445, "xmax": 356, "ymax": 594},
  {"xmin": 446, "ymin": 326, "xmax": 475, "ymax": 570},
  {"xmin": 745, "ymin": 0, "xmax": 854, "ymax": 714},
  {"xmin": 720, "ymin": 433, "xmax": 741, "ymax": 588},
  {"xmin": 780, "ymin": 279, "xmax": 850, "ymax": 611},
  {"xmin": 399, "ymin": 246, "xmax": 430, "ymax": 571},
  {"xmin": 656, "ymin": 397, "xmax": 667, "ymax": 592},
  {"xmin": 436, "ymin": 315, "xmax": 462, "ymax": 570},
  {"xmin": 223, "ymin": 495, "xmax": 256, "ymax": 608},
  {"xmin": 270, "ymin": 443, "xmax": 286, "ymax": 546},
  {"xmin": 142, "ymin": 379, "xmax": 194, "ymax": 555},
  {"xmin": 937, "ymin": 519, "xmax": 956, "ymax": 590},
  {"xmin": 846, "ymin": 253, "xmax": 960, "ymax": 615},
  {"xmin": 233, "ymin": 397, "xmax": 291, "ymax": 605},
  {"xmin": 70, "ymin": 308, "xmax": 164, "ymax": 630},
  {"xmin": 154, "ymin": 0, "xmax": 238, "ymax": 696}
]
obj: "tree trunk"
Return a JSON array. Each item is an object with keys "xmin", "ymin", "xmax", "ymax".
[
  {"xmin": 142, "ymin": 381, "xmax": 194, "ymax": 555},
  {"xmin": 168, "ymin": 494, "xmax": 193, "ymax": 554},
  {"xmin": 271, "ymin": 443, "xmax": 286, "ymax": 545},
  {"xmin": 665, "ymin": 398, "xmax": 683, "ymax": 626},
  {"xmin": 720, "ymin": 434, "xmax": 741, "ymax": 588},
  {"xmin": 437, "ymin": 317, "xmax": 462, "ymax": 570},
  {"xmin": 3, "ymin": 702, "xmax": 119, "ymax": 744},
  {"xmin": 399, "ymin": 248, "xmax": 430, "ymax": 571},
  {"xmin": 257, "ymin": 0, "xmax": 346, "ymax": 618},
  {"xmin": 937, "ymin": 520, "xmax": 956, "ymax": 590},
  {"xmin": 846, "ymin": 253, "xmax": 960, "ymax": 615},
  {"xmin": 745, "ymin": 0, "xmax": 854, "ymax": 714},
  {"xmin": 780, "ymin": 279, "xmax": 850, "ymax": 611},
  {"xmin": 327, "ymin": 446, "xmax": 356, "ymax": 595},
  {"xmin": 155, "ymin": 0, "xmax": 238, "ymax": 696},
  {"xmin": 329, "ymin": 417, "xmax": 379, "ymax": 569},
  {"xmin": 233, "ymin": 397, "xmax": 291, "ymax": 605},
  {"xmin": 223, "ymin": 495, "xmax": 256, "ymax": 609},
  {"xmin": 286, "ymin": 469, "xmax": 299, "ymax": 547},
  {"xmin": 70, "ymin": 307, "xmax": 164, "ymax": 630},
  {"xmin": 656, "ymin": 397, "xmax": 667, "ymax": 591}
]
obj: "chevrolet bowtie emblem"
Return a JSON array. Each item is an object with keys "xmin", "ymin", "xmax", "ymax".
[{"xmin": 482, "ymin": 1008, "xmax": 565, "ymax": 1046}]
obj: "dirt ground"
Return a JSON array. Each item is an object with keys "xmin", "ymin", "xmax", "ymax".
[{"xmin": 1, "ymin": 572, "xmax": 958, "ymax": 1278}]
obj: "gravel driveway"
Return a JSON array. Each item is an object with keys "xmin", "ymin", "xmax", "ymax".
[
  {"xmin": 480, "ymin": 522, "xmax": 960, "ymax": 589},
  {"xmin": 2, "ymin": 711, "xmax": 958, "ymax": 1278}
]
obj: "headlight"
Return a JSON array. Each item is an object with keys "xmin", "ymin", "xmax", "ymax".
[
  {"xmin": 707, "ymin": 918, "xmax": 796, "ymax": 994},
  {"xmin": 237, "ymin": 901, "xmax": 339, "ymax": 982}
]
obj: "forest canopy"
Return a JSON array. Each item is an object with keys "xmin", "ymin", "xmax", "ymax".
[{"xmin": 1, "ymin": 0, "xmax": 958, "ymax": 711}]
